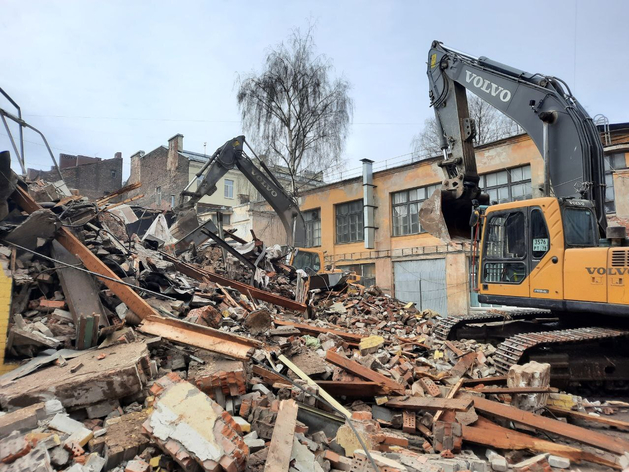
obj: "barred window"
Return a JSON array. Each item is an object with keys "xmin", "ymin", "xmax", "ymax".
[
  {"xmin": 392, "ymin": 184, "xmax": 440, "ymax": 236},
  {"xmin": 336, "ymin": 200, "xmax": 363, "ymax": 243},
  {"xmin": 604, "ymin": 153, "xmax": 627, "ymax": 213},
  {"xmin": 480, "ymin": 165, "xmax": 532, "ymax": 204},
  {"xmin": 304, "ymin": 209, "xmax": 321, "ymax": 247}
]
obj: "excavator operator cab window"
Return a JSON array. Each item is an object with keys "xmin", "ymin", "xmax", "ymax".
[
  {"xmin": 562, "ymin": 207, "xmax": 597, "ymax": 247},
  {"xmin": 482, "ymin": 211, "xmax": 527, "ymax": 284},
  {"xmin": 292, "ymin": 250, "xmax": 321, "ymax": 275}
]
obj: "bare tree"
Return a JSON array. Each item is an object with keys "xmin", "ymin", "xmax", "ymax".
[
  {"xmin": 412, "ymin": 94, "xmax": 521, "ymax": 159},
  {"xmin": 236, "ymin": 27, "xmax": 353, "ymax": 195}
]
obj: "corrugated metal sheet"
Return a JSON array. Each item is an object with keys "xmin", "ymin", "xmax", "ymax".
[{"xmin": 394, "ymin": 258, "xmax": 447, "ymax": 315}]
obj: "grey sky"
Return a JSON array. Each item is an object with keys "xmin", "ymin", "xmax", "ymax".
[{"xmin": 2, "ymin": 0, "xmax": 628, "ymax": 182}]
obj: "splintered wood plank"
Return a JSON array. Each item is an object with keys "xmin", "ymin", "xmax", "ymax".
[
  {"xmin": 472, "ymin": 395, "xmax": 629, "ymax": 455},
  {"xmin": 467, "ymin": 386, "xmax": 557, "ymax": 394},
  {"xmin": 385, "ymin": 396, "xmax": 472, "ymax": 412},
  {"xmin": 325, "ymin": 350, "xmax": 405, "ymax": 395},
  {"xmin": 433, "ymin": 377, "xmax": 465, "ymax": 423},
  {"xmin": 314, "ymin": 381, "xmax": 388, "ymax": 398},
  {"xmin": 12, "ymin": 187, "xmax": 158, "ymax": 322},
  {"xmin": 547, "ymin": 406, "xmax": 629, "ymax": 431},
  {"xmin": 279, "ymin": 354, "xmax": 351, "ymax": 418},
  {"xmin": 462, "ymin": 417, "xmax": 619, "ymax": 469},
  {"xmin": 264, "ymin": 399, "xmax": 299, "ymax": 472}
]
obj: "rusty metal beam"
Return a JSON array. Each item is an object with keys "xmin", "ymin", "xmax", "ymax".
[
  {"xmin": 161, "ymin": 252, "xmax": 307, "ymax": 312},
  {"xmin": 11, "ymin": 187, "xmax": 158, "ymax": 321},
  {"xmin": 138, "ymin": 316, "xmax": 262, "ymax": 360},
  {"xmin": 471, "ymin": 395, "xmax": 629, "ymax": 455}
]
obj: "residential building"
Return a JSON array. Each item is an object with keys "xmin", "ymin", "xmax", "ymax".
[
  {"xmin": 126, "ymin": 135, "xmax": 322, "ymax": 226},
  {"xmin": 127, "ymin": 134, "xmax": 257, "ymax": 217},
  {"xmin": 27, "ymin": 152, "xmax": 123, "ymax": 201},
  {"xmin": 294, "ymin": 124, "xmax": 629, "ymax": 315}
]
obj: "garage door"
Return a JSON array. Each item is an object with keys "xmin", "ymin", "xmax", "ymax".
[{"xmin": 394, "ymin": 258, "xmax": 447, "ymax": 315}]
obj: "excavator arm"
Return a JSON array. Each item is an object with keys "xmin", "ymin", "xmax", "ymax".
[
  {"xmin": 177, "ymin": 136, "xmax": 307, "ymax": 248},
  {"xmin": 421, "ymin": 40, "xmax": 606, "ymax": 239}
]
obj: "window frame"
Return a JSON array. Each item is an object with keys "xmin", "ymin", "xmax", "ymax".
[
  {"xmin": 481, "ymin": 210, "xmax": 528, "ymax": 285},
  {"xmin": 604, "ymin": 153, "xmax": 627, "ymax": 213},
  {"xmin": 156, "ymin": 186, "xmax": 162, "ymax": 205},
  {"xmin": 224, "ymin": 179, "xmax": 234, "ymax": 199},
  {"xmin": 303, "ymin": 208, "xmax": 322, "ymax": 248},
  {"xmin": 335, "ymin": 200, "xmax": 364, "ymax": 244},
  {"xmin": 480, "ymin": 165, "xmax": 532, "ymax": 204},
  {"xmin": 391, "ymin": 183, "xmax": 440, "ymax": 237}
]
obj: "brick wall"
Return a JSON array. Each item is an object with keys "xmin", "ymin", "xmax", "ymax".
[
  {"xmin": 28, "ymin": 155, "xmax": 123, "ymax": 201},
  {"xmin": 59, "ymin": 154, "xmax": 102, "ymax": 169},
  {"xmin": 127, "ymin": 145, "xmax": 190, "ymax": 211}
]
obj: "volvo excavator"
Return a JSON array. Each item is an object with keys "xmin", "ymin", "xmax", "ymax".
[{"xmin": 419, "ymin": 41, "xmax": 629, "ymax": 389}]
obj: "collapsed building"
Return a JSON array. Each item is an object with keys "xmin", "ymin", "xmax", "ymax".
[{"xmin": 1, "ymin": 148, "xmax": 629, "ymax": 472}]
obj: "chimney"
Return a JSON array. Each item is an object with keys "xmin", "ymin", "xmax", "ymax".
[
  {"xmin": 129, "ymin": 150, "xmax": 144, "ymax": 184},
  {"xmin": 361, "ymin": 158, "xmax": 376, "ymax": 249},
  {"xmin": 114, "ymin": 152, "xmax": 122, "ymax": 159},
  {"xmin": 167, "ymin": 134, "xmax": 183, "ymax": 172}
]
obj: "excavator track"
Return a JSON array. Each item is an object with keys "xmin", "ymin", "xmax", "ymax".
[
  {"xmin": 434, "ymin": 313, "xmax": 629, "ymax": 389},
  {"xmin": 433, "ymin": 311, "xmax": 552, "ymax": 341},
  {"xmin": 493, "ymin": 327, "xmax": 629, "ymax": 374}
]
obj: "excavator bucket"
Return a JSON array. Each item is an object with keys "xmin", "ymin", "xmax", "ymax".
[{"xmin": 419, "ymin": 189, "xmax": 475, "ymax": 241}]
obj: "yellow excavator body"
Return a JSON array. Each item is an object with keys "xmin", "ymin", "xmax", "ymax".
[{"xmin": 476, "ymin": 197, "xmax": 629, "ymax": 314}]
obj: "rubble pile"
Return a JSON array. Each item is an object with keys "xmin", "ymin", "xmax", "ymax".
[{"xmin": 1, "ymin": 176, "xmax": 629, "ymax": 472}]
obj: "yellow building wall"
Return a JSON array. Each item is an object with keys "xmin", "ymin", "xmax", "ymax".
[
  {"xmin": 299, "ymin": 134, "xmax": 544, "ymax": 314},
  {"xmin": 0, "ymin": 263, "xmax": 17, "ymax": 374}
]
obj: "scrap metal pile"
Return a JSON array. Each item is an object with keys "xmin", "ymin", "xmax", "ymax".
[{"xmin": 1, "ymin": 177, "xmax": 629, "ymax": 472}]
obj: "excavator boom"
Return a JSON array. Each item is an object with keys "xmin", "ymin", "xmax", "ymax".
[{"xmin": 420, "ymin": 41, "xmax": 606, "ymax": 239}]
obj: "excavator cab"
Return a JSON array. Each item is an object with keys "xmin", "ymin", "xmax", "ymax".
[{"xmin": 290, "ymin": 248, "xmax": 323, "ymax": 274}]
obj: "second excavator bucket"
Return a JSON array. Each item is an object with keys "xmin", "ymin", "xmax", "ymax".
[{"xmin": 419, "ymin": 188, "xmax": 477, "ymax": 242}]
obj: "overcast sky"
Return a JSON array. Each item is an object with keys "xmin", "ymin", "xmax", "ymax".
[{"xmin": 2, "ymin": 0, "xmax": 628, "ymax": 181}]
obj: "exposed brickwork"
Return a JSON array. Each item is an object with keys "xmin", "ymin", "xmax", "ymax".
[
  {"xmin": 127, "ymin": 141, "xmax": 190, "ymax": 211},
  {"xmin": 27, "ymin": 154, "xmax": 122, "ymax": 201}
]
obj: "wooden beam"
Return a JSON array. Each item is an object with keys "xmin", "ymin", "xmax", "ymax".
[
  {"xmin": 462, "ymin": 417, "xmax": 620, "ymax": 470},
  {"xmin": 385, "ymin": 396, "xmax": 473, "ymax": 412},
  {"xmin": 138, "ymin": 316, "xmax": 262, "ymax": 360},
  {"xmin": 547, "ymin": 406, "xmax": 629, "ymax": 431},
  {"xmin": 465, "ymin": 386, "xmax": 557, "ymax": 394},
  {"xmin": 471, "ymin": 395, "xmax": 629, "ymax": 455},
  {"xmin": 12, "ymin": 187, "xmax": 158, "ymax": 321},
  {"xmin": 325, "ymin": 350, "xmax": 405, "ymax": 395},
  {"xmin": 433, "ymin": 378, "xmax": 465, "ymax": 423},
  {"xmin": 462, "ymin": 375, "xmax": 507, "ymax": 386},
  {"xmin": 314, "ymin": 381, "xmax": 388, "ymax": 398},
  {"xmin": 264, "ymin": 399, "xmax": 299, "ymax": 472},
  {"xmin": 279, "ymin": 354, "xmax": 351, "ymax": 418},
  {"xmin": 274, "ymin": 319, "xmax": 365, "ymax": 343},
  {"xmin": 161, "ymin": 253, "xmax": 307, "ymax": 312}
]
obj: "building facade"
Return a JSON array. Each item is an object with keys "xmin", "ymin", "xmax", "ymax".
[
  {"xmin": 296, "ymin": 126, "xmax": 629, "ymax": 315},
  {"xmin": 127, "ymin": 134, "xmax": 257, "ymax": 218},
  {"xmin": 126, "ymin": 135, "xmax": 321, "ymax": 226}
]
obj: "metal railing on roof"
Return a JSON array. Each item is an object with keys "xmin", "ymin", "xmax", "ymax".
[{"xmin": 314, "ymin": 149, "xmax": 438, "ymax": 188}]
